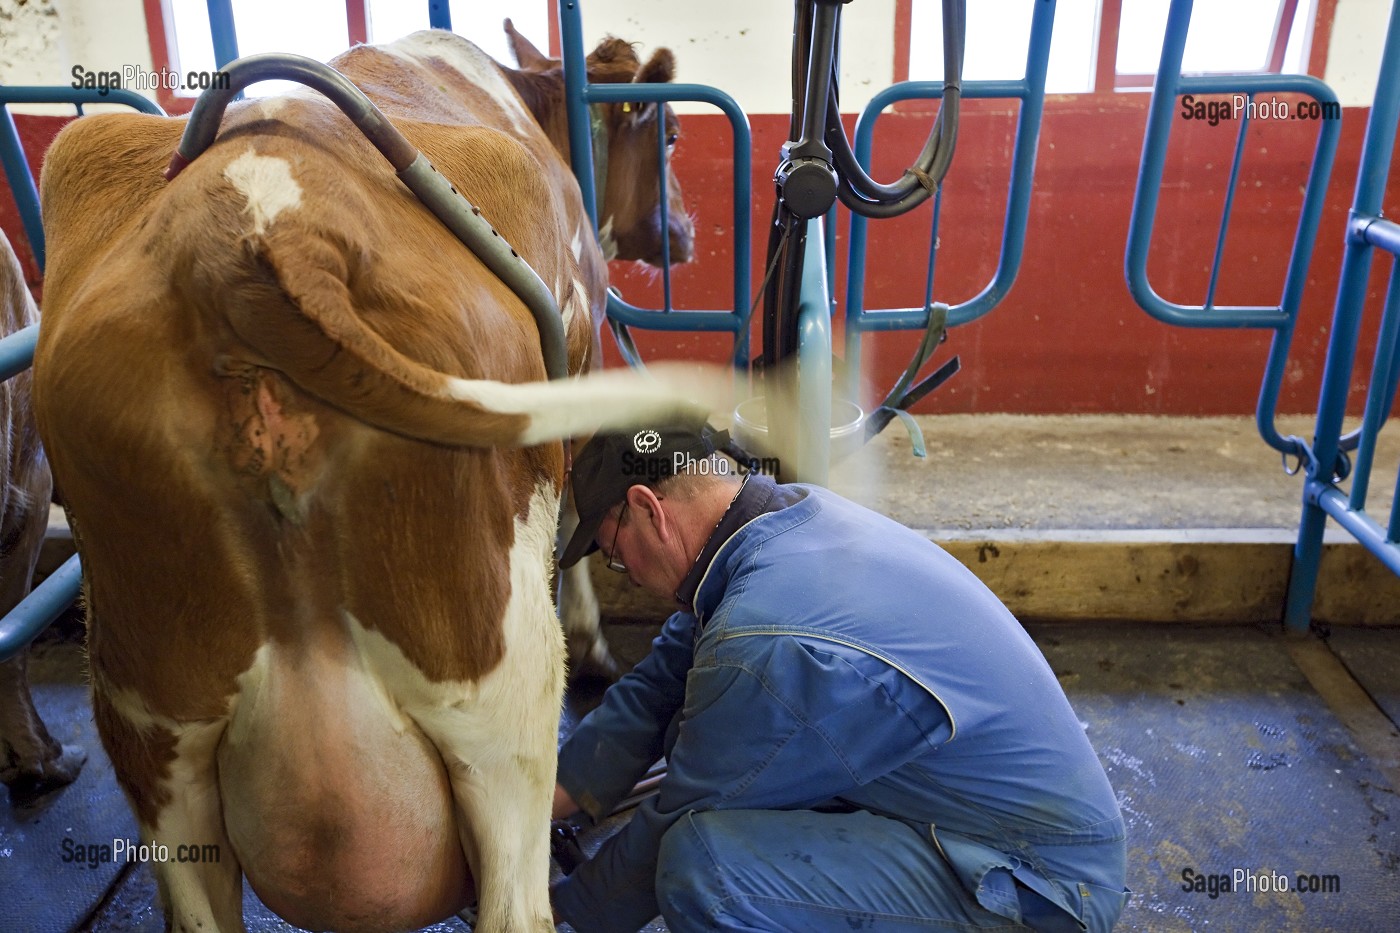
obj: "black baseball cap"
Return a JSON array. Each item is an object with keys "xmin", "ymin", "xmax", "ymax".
[{"xmin": 560, "ymin": 421, "xmax": 729, "ymax": 568}]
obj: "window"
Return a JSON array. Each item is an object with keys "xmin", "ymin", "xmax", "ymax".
[
  {"xmin": 906, "ymin": 0, "xmax": 1319, "ymax": 94},
  {"xmin": 910, "ymin": 0, "xmax": 1100, "ymax": 93},
  {"xmin": 154, "ymin": 0, "xmax": 550, "ymax": 107}
]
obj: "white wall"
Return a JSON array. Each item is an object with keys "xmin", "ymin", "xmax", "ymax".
[
  {"xmin": 0, "ymin": 0, "xmax": 1394, "ymax": 113},
  {"xmin": 579, "ymin": 0, "xmax": 895, "ymax": 115},
  {"xmin": 1325, "ymin": 0, "xmax": 1396, "ymax": 107},
  {"xmin": 0, "ymin": 0, "xmax": 152, "ymax": 90}
]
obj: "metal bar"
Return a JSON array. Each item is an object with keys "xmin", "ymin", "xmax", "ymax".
[
  {"xmin": 657, "ymin": 109, "xmax": 673, "ymax": 312},
  {"xmin": 1205, "ymin": 97, "xmax": 1252, "ymax": 310},
  {"xmin": 1314, "ymin": 486, "xmax": 1400, "ymax": 570},
  {"xmin": 1352, "ymin": 215, "xmax": 1400, "ymax": 257},
  {"xmin": 1254, "ymin": 75, "xmax": 1342, "ymax": 455},
  {"xmin": 0, "ymin": 86, "xmax": 167, "ymax": 111},
  {"xmin": 1283, "ymin": 0, "xmax": 1400, "ymax": 633},
  {"xmin": 558, "ymin": 0, "xmax": 599, "ymax": 226},
  {"xmin": 1120, "ymin": 0, "xmax": 1340, "ymax": 457},
  {"xmin": 1346, "ymin": 260, "xmax": 1400, "ymax": 511},
  {"xmin": 0, "ymin": 555, "xmax": 81, "ymax": 664},
  {"xmin": 1129, "ymin": 0, "xmax": 1267, "ymax": 327},
  {"xmin": 604, "ymin": 296, "xmax": 742, "ymax": 333},
  {"xmin": 0, "ymin": 106, "xmax": 44, "ymax": 271},
  {"xmin": 923, "ymin": 188, "xmax": 944, "ymax": 317},
  {"xmin": 428, "ymin": 0, "xmax": 451, "ymax": 31},
  {"xmin": 844, "ymin": 0, "xmax": 1055, "ymax": 377},
  {"xmin": 0, "ymin": 325, "xmax": 37, "ymax": 381},
  {"xmin": 796, "ymin": 217, "xmax": 832, "ymax": 485},
  {"xmin": 1126, "ymin": 1, "xmax": 1339, "ymax": 330},
  {"xmin": 1391, "ymin": 449, "xmax": 1400, "ymax": 544},
  {"xmin": 205, "ymin": 0, "xmax": 240, "ymax": 69}
]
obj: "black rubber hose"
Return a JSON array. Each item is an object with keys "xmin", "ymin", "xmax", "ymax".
[{"xmin": 828, "ymin": 0, "xmax": 965, "ymax": 218}]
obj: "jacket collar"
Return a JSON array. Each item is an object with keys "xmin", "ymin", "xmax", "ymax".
[{"xmin": 679, "ymin": 474, "xmax": 808, "ymax": 618}]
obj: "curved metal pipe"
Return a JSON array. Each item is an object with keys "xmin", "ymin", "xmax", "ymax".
[{"xmin": 165, "ymin": 52, "xmax": 569, "ymax": 382}]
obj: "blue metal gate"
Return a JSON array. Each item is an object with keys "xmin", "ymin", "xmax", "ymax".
[{"xmin": 1125, "ymin": 0, "xmax": 1400, "ymax": 632}]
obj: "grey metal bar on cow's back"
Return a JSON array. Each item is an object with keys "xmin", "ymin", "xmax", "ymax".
[
  {"xmin": 0, "ymin": 554, "xmax": 81, "ymax": 663},
  {"xmin": 165, "ymin": 52, "xmax": 569, "ymax": 382}
]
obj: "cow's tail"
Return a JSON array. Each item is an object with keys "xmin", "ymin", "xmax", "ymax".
[{"xmin": 228, "ymin": 226, "xmax": 728, "ymax": 447}]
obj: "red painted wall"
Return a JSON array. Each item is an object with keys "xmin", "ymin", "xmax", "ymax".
[
  {"xmin": 4, "ymin": 93, "xmax": 1395, "ymax": 416},
  {"xmin": 606, "ymin": 95, "xmax": 1398, "ymax": 416}
]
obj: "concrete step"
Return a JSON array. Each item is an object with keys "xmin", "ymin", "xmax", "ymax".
[{"xmin": 591, "ymin": 414, "xmax": 1400, "ymax": 626}]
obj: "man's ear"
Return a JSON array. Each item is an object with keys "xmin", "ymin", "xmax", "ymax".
[{"xmin": 627, "ymin": 484, "xmax": 669, "ymax": 538}]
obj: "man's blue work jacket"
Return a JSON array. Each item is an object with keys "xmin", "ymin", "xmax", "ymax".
[{"xmin": 554, "ymin": 481, "xmax": 1129, "ymax": 932}]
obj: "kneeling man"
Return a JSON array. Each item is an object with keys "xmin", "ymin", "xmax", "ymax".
[{"xmin": 552, "ymin": 423, "xmax": 1128, "ymax": 932}]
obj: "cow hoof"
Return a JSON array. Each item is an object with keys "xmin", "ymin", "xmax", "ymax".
[
  {"xmin": 4, "ymin": 744, "xmax": 87, "ymax": 804},
  {"xmin": 569, "ymin": 646, "xmax": 622, "ymax": 688}
]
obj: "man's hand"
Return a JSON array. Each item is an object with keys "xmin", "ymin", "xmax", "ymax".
[{"xmin": 553, "ymin": 782, "xmax": 580, "ymax": 820}]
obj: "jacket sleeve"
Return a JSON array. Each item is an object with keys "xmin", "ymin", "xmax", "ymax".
[
  {"xmin": 551, "ymin": 635, "xmax": 952, "ymax": 933},
  {"xmin": 556, "ymin": 611, "xmax": 698, "ymax": 822}
]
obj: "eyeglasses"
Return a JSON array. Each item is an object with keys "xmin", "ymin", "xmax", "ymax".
[{"xmin": 605, "ymin": 502, "xmax": 629, "ymax": 573}]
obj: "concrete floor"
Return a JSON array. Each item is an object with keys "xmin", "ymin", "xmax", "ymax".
[{"xmin": 3, "ymin": 414, "xmax": 1399, "ymax": 931}]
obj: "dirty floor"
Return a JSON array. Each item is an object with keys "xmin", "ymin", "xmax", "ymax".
[{"xmin": 2, "ymin": 616, "xmax": 1396, "ymax": 932}]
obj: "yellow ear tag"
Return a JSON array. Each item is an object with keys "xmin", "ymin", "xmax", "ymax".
[{"xmin": 622, "ymin": 103, "xmax": 632, "ymax": 113}]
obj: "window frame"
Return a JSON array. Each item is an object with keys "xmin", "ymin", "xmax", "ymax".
[
  {"xmin": 141, "ymin": 0, "xmax": 560, "ymax": 114},
  {"xmin": 143, "ymin": 1, "xmax": 1341, "ymax": 115},
  {"xmin": 892, "ymin": 0, "xmax": 1338, "ymax": 94}
]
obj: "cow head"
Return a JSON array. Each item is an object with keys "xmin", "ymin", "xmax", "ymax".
[{"xmin": 503, "ymin": 21, "xmax": 694, "ymax": 267}]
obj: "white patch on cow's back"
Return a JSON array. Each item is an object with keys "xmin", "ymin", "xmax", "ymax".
[
  {"xmin": 384, "ymin": 30, "xmax": 533, "ymax": 136},
  {"xmin": 570, "ymin": 224, "xmax": 585, "ymax": 262},
  {"xmin": 223, "ymin": 150, "xmax": 302, "ymax": 235},
  {"xmin": 255, "ymin": 97, "xmax": 290, "ymax": 120}
]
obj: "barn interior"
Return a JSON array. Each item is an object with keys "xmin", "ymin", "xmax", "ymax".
[{"xmin": 3, "ymin": 1, "xmax": 1400, "ymax": 931}]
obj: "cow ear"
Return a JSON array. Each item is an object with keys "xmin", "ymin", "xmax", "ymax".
[
  {"xmin": 636, "ymin": 48, "xmax": 675, "ymax": 85},
  {"xmin": 504, "ymin": 18, "xmax": 556, "ymax": 71}
]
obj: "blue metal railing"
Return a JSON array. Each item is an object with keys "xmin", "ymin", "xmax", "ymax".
[
  {"xmin": 1125, "ymin": 0, "xmax": 1341, "ymax": 459},
  {"xmin": 558, "ymin": 1, "xmax": 754, "ymax": 369},
  {"xmin": 1283, "ymin": 0, "xmax": 1400, "ymax": 631},
  {"xmin": 843, "ymin": 0, "xmax": 1054, "ymax": 398},
  {"xmin": 1126, "ymin": 0, "xmax": 1400, "ymax": 632}
]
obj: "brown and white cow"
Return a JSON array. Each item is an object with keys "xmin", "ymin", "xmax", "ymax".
[
  {"xmin": 0, "ymin": 229, "xmax": 85, "ymax": 802},
  {"xmin": 34, "ymin": 27, "xmax": 712, "ymax": 932}
]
